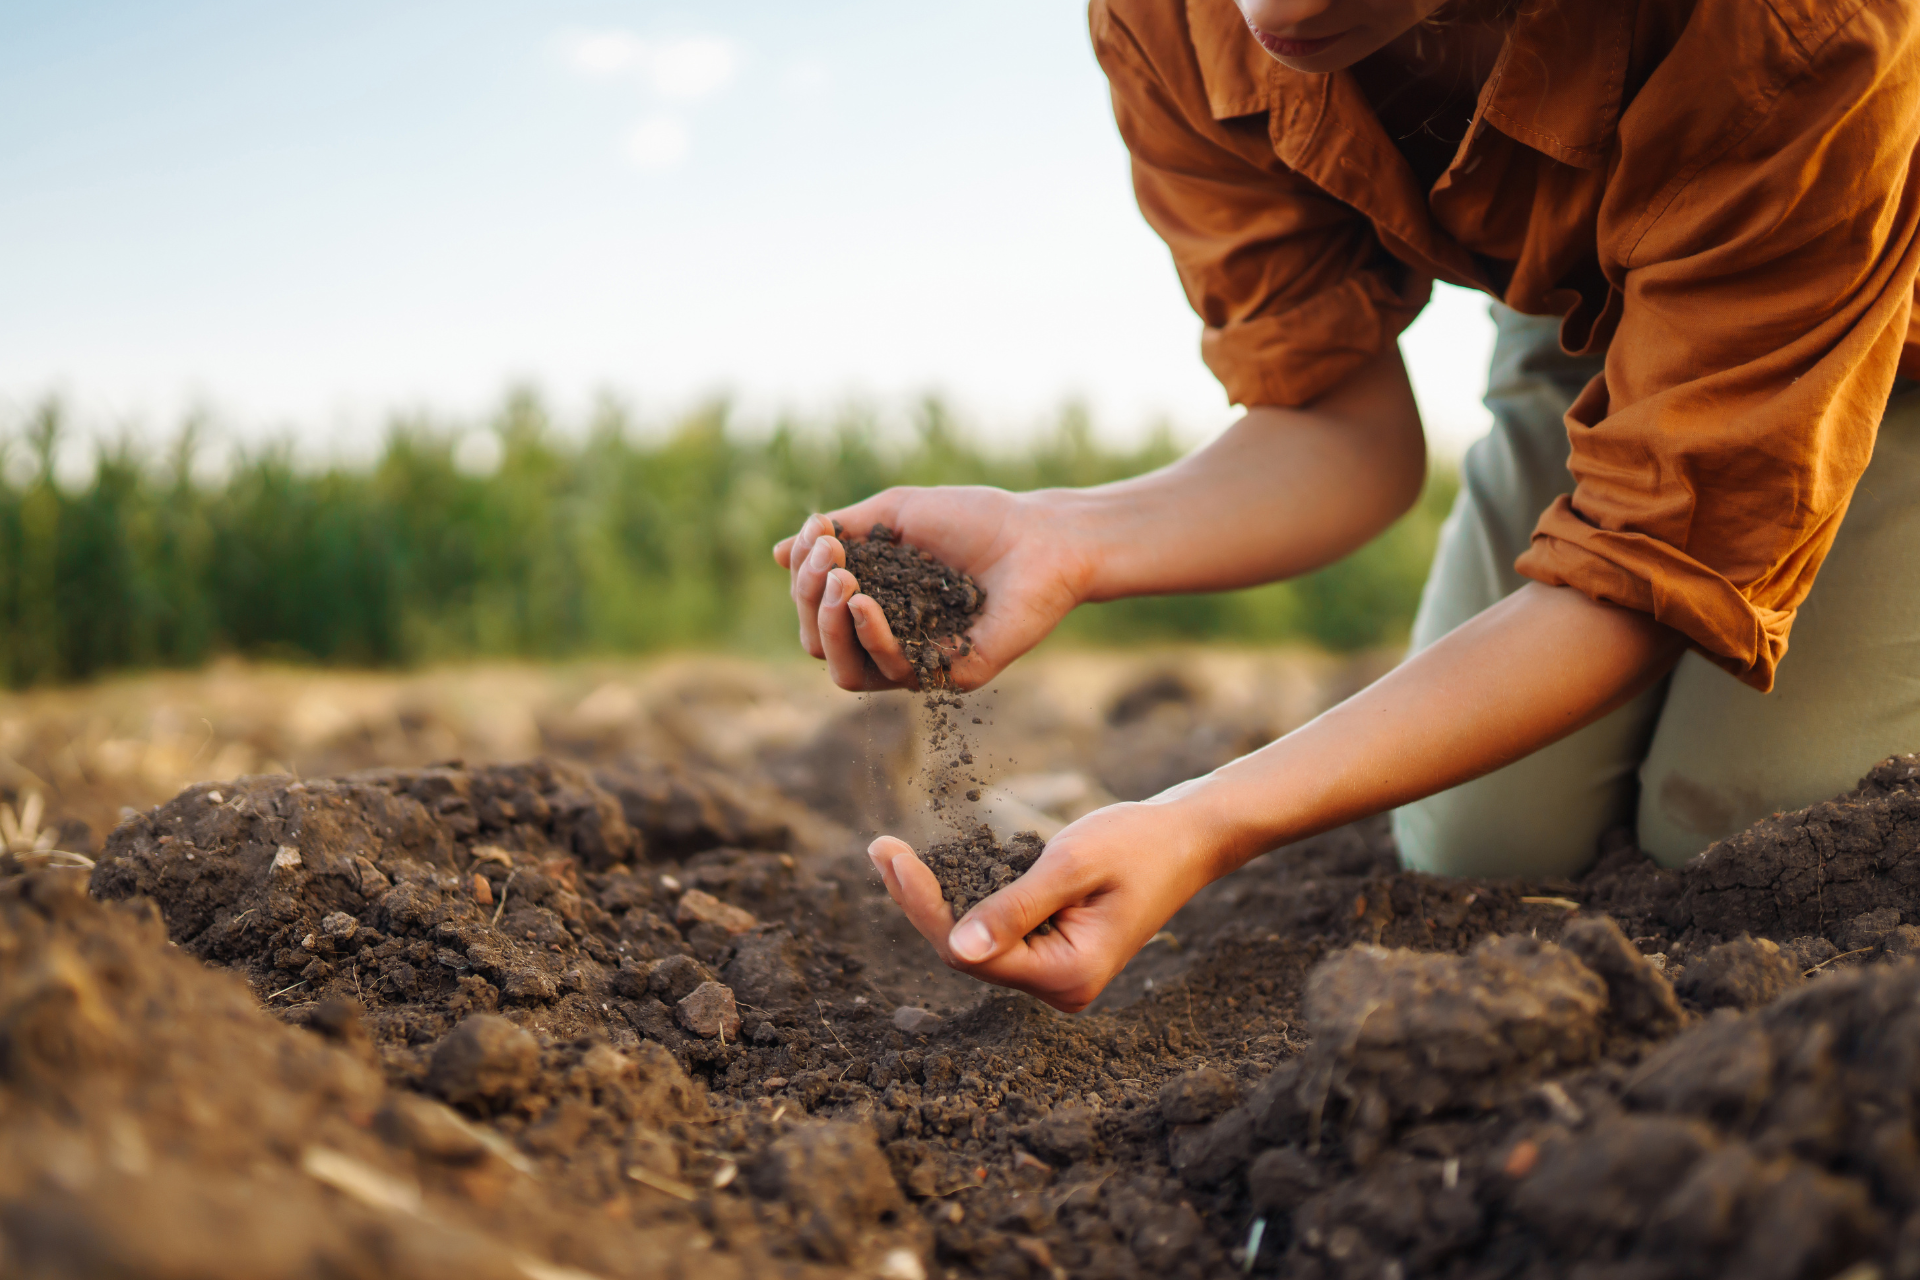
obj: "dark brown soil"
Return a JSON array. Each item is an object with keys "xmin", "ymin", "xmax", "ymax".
[
  {"xmin": 922, "ymin": 823, "xmax": 1049, "ymax": 930},
  {"xmin": 839, "ymin": 523, "xmax": 984, "ymax": 687},
  {"xmin": 13, "ymin": 734, "xmax": 1920, "ymax": 1280}
]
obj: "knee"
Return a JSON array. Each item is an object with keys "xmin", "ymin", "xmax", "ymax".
[{"xmin": 1393, "ymin": 790, "xmax": 1612, "ymax": 881}]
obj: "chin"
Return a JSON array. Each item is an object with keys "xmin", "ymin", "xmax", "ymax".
[{"xmin": 1264, "ymin": 46, "xmax": 1358, "ymax": 73}]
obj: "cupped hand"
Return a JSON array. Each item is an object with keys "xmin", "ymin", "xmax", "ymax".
[
  {"xmin": 772, "ymin": 486, "xmax": 1091, "ymax": 692},
  {"xmin": 864, "ymin": 797, "xmax": 1223, "ymax": 1012}
]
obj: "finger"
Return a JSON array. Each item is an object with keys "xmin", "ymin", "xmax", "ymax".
[
  {"xmin": 875, "ymin": 843, "xmax": 966, "ymax": 958},
  {"xmin": 867, "ymin": 835, "xmax": 913, "ymax": 898},
  {"xmin": 820, "ymin": 569, "xmax": 900, "ymax": 691},
  {"xmin": 792, "ymin": 532, "xmax": 845, "ymax": 660},
  {"xmin": 817, "ymin": 491, "xmax": 904, "ymax": 545},
  {"xmin": 848, "ymin": 595, "xmax": 915, "ymax": 686},
  {"xmin": 948, "ymin": 842, "xmax": 1088, "ymax": 966},
  {"xmin": 773, "ymin": 535, "xmax": 796, "ymax": 568},
  {"xmin": 786, "ymin": 514, "xmax": 831, "ymax": 602},
  {"xmin": 873, "ymin": 837, "xmax": 1101, "ymax": 1011}
]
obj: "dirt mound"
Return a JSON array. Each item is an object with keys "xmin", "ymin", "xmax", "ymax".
[
  {"xmin": 85, "ymin": 759, "xmax": 873, "ymax": 1083},
  {"xmin": 840, "ymin": 523, "xmax": 984, "ymax": 686},
  {"xmin": 75, "ymin": 757, "xmax": 1239, "ymax": 1278},
  {"xmin": 1245, "ymin": 936, "xmax": 1919, "ymax": 1280},
  {"xmin": 1669, "ymin": 755, "xmax": 1920, "ymax": 939},
  {"xmin": 0, "ymin": 868, "xmax": 923, "ymax": 1280},
  {"xmin": 22, "ymin": 747, "xmax": 1920, "ymax": 1279}
]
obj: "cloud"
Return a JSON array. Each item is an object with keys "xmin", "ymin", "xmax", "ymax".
[
  {"xmin": 782, "ymin": 60, "xmax": 831, "ymax": 98},
  {"xmin": 625, "ymin": 115, "xmax": 690, "ymax": 171},
  {"xmin": 645, "ymin": 38, "xmax": 737, "ymax": 101},
  {"xmin": 566, "ymin": 30, "xmax": 644, "ymax": 77},
  {"xmin": 562, "ymin": 31, "xmax": 738, "ymax": 102}
]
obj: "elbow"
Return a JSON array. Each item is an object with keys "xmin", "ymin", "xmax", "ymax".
[
  {"xmin": 1367, "ymin": 411, "xmax": 1428, "ymax": 531},
  {"xmin": 1384, "ymin": 431, "xmax": 1428, "ymax": 521}
]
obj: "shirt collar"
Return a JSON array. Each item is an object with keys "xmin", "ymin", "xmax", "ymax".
[
  {"xmin": 1184, "ymin": 0, "xmax": 1632, "ymax": 170},
  {"xmin": 1480, "ymin": 0, "xmax": 1633, "ymax": 170},
  {"xmin": 1185, "ymin": 0, "xmax": 1282, "ymax": 120}
]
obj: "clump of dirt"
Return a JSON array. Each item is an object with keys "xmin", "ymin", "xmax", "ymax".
[
  {"xmin": 838, "ymin": 522, "xmax": 984, "ymax": 688},
  {"xmin": 922, "ymin": 823, "xmax": 1049, "ymax": 930}
]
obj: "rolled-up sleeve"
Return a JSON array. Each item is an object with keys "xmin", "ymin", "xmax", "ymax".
[
  {"xmin": 1090, "ymin": 1, "xmax": 1427, "ymax": 407},
  {"xmin": 1515, "ymin": 2, "xmax": 1920, "ymax": 691}
]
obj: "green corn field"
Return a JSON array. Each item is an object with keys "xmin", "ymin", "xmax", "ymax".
[{"xmin": 0, "ymin": 391, "xmax": 1456, "ymax": 688}]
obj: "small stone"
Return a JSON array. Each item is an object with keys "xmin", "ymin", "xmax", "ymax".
[
  {"xmin": 676, "ymin": 981, "xmax": 742, "ymax": 1039},
  {"xmin": 675, "ymin": 889, "xmax": 758, "ymax": 936},
  {"xmin": 271, "ymin": 845, "xmax": 302, "ymax": 872},
  {"xmin": 319, "ymin": 911, "xmax": 357, "ymax": 941},
  {"xmin": 471, "ymin": 874, "xmax": 493, "ymax": 906},
  {"xmin": 427, "ymin": 1014, "xmax": 540, "ymax": 1107},
  {"xmin": 892, "ymin": 1005, "xmax": 943, "ymax": 1034},
  {"xmin": 648, "ymin": 953, "xmax": 717, "ymax": 1004}
]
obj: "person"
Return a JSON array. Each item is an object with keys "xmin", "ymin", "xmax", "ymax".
[{"xmin": 774, "ymin": 0, "xmax": 1920, "ymax": 1012}]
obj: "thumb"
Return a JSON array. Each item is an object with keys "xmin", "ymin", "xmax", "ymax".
[{"xmin": 948, "ymin": 843, "xmax": 1083, "ymax": 963}]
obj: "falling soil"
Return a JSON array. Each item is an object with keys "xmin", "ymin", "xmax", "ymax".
[
  {"xmin": 922, "ymin": 824, "xmax": 1050, "ymax": 932},
  {"xmin": 838, "ymin": 523, "xmax": 985, "ymax": 689},
  {"xmin": 12, "ymin": 729, "xmax": 1920, "ymax": 1279}
]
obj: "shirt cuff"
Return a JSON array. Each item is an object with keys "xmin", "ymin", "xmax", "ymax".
[
  {"xmin": 1201, "ymin": 272, "xmax": 1429, "ymax": 408},
  {"xmin": 1516, "ymin": 495, "xmax": 1793, "ymax": 692}
]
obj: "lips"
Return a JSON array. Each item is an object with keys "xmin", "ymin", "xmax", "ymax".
[{"xmin": 1249, "ymin": 25, "xmax": 1345, "ymax": 58}]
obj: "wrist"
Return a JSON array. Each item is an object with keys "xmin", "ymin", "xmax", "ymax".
[
  {"xmin": 1022, "ymin": 484, "xmax": 1139, "ymax": 604},
  {"xmin": 1156, "ymin": 742, "xmax": 1322, "ymax": 882}
]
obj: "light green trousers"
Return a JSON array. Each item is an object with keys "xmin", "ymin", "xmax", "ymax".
[{"xmin": 1393, "ymin": 305, "xmax": 1920, "ymax": 876}]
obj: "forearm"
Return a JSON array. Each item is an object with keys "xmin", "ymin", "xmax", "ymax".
[
  {"xmin": 1046, "ymin": 346, "xmax": 1427, "ymax": 601},
  {"xmin": 1168, "ymin": 583, "xmax": 1688, "ymax": 873}
]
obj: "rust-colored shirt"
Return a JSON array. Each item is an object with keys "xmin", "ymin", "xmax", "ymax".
[{"xmin": 1092, "ymin": 0, "xmax": 1920, "ymax": 690}]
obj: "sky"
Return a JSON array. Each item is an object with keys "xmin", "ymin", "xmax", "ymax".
[{"xmin": 0, "ymin": 0, "xmax": 1496, "ymax": 461}]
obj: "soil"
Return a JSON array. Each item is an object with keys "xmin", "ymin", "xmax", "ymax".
[
  {"xmin": 839, "ymin": 524, "xmax": 985, "ymax": 688},
  {"xmin": 10, "ymin": 663, "xmax": 1920, "ymax": 1280},
  {"xmin": 922, "ymin": 824, "xmax": 1050, "ymax": 931}
]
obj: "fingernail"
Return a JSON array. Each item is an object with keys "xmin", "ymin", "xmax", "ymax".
[
  {"xmin": 866, "ymin": 842, "xmax": 886, "ymax": 870},
  {"xmin": 951, "ymin": 919, "xmax": 993, "ymax": 962},
  {"xmin": 806, "ymin": 539, "xmax": 832, "ymax": 571},
  {"xmin": 822, "ymin": 571, "xmax": 846, "ymax": 606}
]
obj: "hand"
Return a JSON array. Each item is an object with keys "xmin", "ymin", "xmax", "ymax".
[
  {"xmin": 865, "ymin": 795, "xmax": 1223, "ymax": 1012},
  {"xmin": 773, "ymin": 486, "xmax": 1092, "ymax": 692}
]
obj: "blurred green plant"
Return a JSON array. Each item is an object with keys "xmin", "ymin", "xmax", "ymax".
[{"xmin": 0, "ymin": 392, "xmax": 1457, "ymax": 687}]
